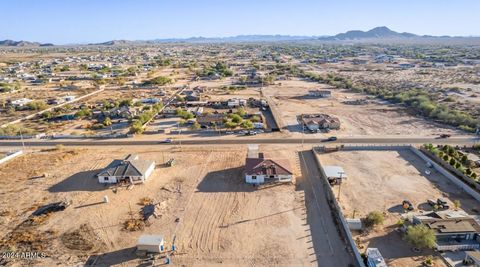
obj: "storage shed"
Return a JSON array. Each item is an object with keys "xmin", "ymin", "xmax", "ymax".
[
  {"xmin": 137, "ymin": 235, "xmax": 165, "ymax": 253},
  {"xmin": 323, "ymin": 165, "xmax": 347, "ymax": 184}
]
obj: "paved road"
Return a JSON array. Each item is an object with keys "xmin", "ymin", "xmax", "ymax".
[
  {"xmin": 0, "ymin": 136, "xmax": 477, "ymax": 147},
  {"xmin": 298, "ymin": 150, "xmax": 356, "ymax": 267}
]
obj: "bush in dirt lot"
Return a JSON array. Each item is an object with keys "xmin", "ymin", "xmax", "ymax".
[{"xmin": 364, "ymin": 211, "xmax": 384, "ymax": 227}]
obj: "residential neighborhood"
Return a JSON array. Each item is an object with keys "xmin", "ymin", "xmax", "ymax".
[{"xmin": 1, "ymin": 1, "xmax": 480, "ymax": 266}]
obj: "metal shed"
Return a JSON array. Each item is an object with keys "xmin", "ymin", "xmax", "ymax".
[{"xmin": 137, "ymin": 235, "xmax": 165, "ymax": 253}]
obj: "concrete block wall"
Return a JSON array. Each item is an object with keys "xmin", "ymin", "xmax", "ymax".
[
  {"xmin": 0, "ymin": 150, "xmax": 23, "ymax": 165},
  {"xmin": 410, "ymin": 146, "xmax": 480, "ymax": 202}
]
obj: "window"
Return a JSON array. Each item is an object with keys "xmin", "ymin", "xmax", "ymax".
[
  {"xmin": 104, "ymin": 177, "xmax": 109, "ymax": 181},
  {"xmin": 251, "ymin": 176, "xmax": 256, "ymax": 180}
]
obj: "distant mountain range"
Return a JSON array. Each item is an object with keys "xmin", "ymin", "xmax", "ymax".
[
  {"xmin": 2, "ymin": 27, "xmax": 479, "ymax": 46},
  {"xmin": 0, "ymin": 39, "xmax": 54, "ymax": 47},
  {"xmin": 321, "ymin": 26, "xmax": 417, "ymax": 40}
]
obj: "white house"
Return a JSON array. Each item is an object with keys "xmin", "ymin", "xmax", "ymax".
[
  {"xmin": 97, "ymin": 154, "xmax": 155, "ymax": 184},
  {"xmin": 63, "ymin": 95, "xmax": 76, "ymax": 102},
  {"xmin": 245, "ymin": 144, "xmax": 293, "ymax": 184},
  {"xmin": 227, "ymin": 99, "xmax": 240, "ymax": 108},
  {"xmin": 11, "ymin": 98, "xmax": 33, "ymax": 108}
]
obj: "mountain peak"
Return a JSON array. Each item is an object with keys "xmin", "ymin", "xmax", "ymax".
[{"xmin": 324, "ymin": 26, "xmax": 418, "ymax": 40}]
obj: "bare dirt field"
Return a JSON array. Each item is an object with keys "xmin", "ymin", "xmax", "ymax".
[
  {"xmin": 0, "ymin": 145, "xmax": 323, "ymax": 266},
  {"xmin": 263, "ymin": 79, "xmax": 465, "ymax": 137},
  {"xmin": 317, "ymin": 149, "xmax": 480, "ymax": 267}
]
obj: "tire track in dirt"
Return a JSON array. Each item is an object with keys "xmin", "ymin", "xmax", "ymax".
[
  {"xmin": 184, "ymin": 151, "xmax": 244, "ymax": 254},
  {"xmin": 193, "ymin": 151, "xmax": 227, "ymax": 253}
]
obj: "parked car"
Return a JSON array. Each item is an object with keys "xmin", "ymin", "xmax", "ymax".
[
  {"xmin": 160, "ymin": 139, "xmax": 172, "ymax": 143},
  {"xmin": 427, "ymin": 199, "xmax": 437, "ymax": 206},
  {"xmin": 225, "ymin": 131, "xmax": 234, "ymax": 134},
  {"xmin": 326, "ymin": 136, "xmax": 337, "ymax": 141},
  {"xmin": 245, "ymin": 131, "xmax": 257, "ymax": 136},
  {"xmin": 437, "ymin": 198, "xmax": 447, "ymax": 206},
  {"xmin": 402, "ymin": 200, "xmax": 414, "ymax": 211},
  {"xmin": 436, "ymin": 198, "xmax": 449, "ymax": 209},
  {"xmin": 438, "ymin": 134, "xmax": 451, "ymax": 139}
]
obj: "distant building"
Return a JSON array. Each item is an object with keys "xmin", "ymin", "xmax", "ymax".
[
  {"xmin": 63, "ymin": 95, "xmax": 76, "ymax": 102},
  {"xmin": 227, "ymin": 98, "xmax": 247, "ymax": 108},
  {"xmin": 186, "ymin": 106, "xmax": 204, "ymax": 116},
  {"xmin": 10, "ymin": 98, "xmax": 33, "ymax": 108},
  {"xmin": 398, "ymin": 63, "xmax": 415, "ymax": 69},
  {"xmin": 308, "ymin": 90, "xmax": 332, "ymax": 98},
  {"xmin": 141, "ymin": 98, "xmax": 160, "ymax": 104},
  {"xmin": 366, "ymin": 248, "xmax": 388, "ymax": 267},
  {"xmin": 183, "ymin": 90, "xmax": 200, "ymax": 101},
  {"xmin": 245, "ymin": 144, "xmax": 293, "ymax": 184},
  {"xmin": 300, "ymin": 114, "xmax": 341, "ymax": 132},
  {"xmin": 97, "ymin": 154, "xmax": 155, "ymax": 184},
  {"xmin": 196, "ymin": 113, "xmax": 225, "ymax": 127}
]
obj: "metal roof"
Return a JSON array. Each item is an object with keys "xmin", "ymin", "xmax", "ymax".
[
  {"xmin": 138, "ymin": 235, "xmax": 164, "ymax": 246},
  {"xmin": 323, "ymin": 166, "xmax": 347, "ymax": 179}
]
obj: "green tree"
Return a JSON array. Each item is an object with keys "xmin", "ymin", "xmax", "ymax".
[
  {"xmin": 190, "ymin": 122, "xmax": 201, "ymax": 130},
  {"xmin": 251, "ymin": 115, "xmax": 261, "ymax": 122},
  {"xmin": 120, "ymin": 99, "xmax": 133, "ymax": 107},
  {"xmin": 144, "ymin": 76, "xmax": 173, "ymax": 86},
  {"xmin": 176, "ymin": 94, "xmax": 185, "ymax": 102},
  {"xmin": 42, "ymin": 111, "xmax": 53, "ymax": 119},
  {"xmin": 75, "ymin": 108, "xmax": 92, "ymax": 118},
  {"xmin": 236, "ymin": 107, "xmax": 247, "ymax": 117},
  {"xmin": 240, "ymin": 120, "xmax": 254, "ymax": 129},
  {"xmin": 230, "ymin": 114, "xmax": 243, "ymax": 124},
  {"xmin": 103, "ymin": 117, "xmax": 112, "ymax": 126},
  {"xmin": 26, "ymin": 101, "xmax": 48, "ymax": 111},
  {"xmin": 404, "ymin": 225, "xmax": 436, "ymax": 249},
  {"xmin": 224, "ymin": 121, "xmax": 237, "ymax": 129},
  {"xmin": 130, "ymin": 120, "xmax": 144, "ymax": 134},
  {"xmin": 453, "ymin": 200, "xmax": 461, "ymax": 210},
  {"xmin": 364, "ymin": 211, "xmax": 384, "ymax": 227}
]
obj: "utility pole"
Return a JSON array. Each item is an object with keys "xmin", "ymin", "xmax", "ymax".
[
  {"xmin": 19, "ymin": 127, "xmax": 25, "ymax": 150},
  {"xmin": 301, "ymin": 125, "xmax": 305, "ymax": 148},
  {"xmin": 336, "ymin": 172, "xmax": 345, "ymax": 202}
]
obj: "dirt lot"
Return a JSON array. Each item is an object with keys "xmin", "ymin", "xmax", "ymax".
[
  {"xmin": 317, "ymin": 149, "xmax": 480, "ymax": 267},
  {"xmin": 0, "ymin": 145, "xmax": 321, "ymax": 266},
  {"xmin": 263, "ymin": 79, "xmax": 465, "ymax": 137}
]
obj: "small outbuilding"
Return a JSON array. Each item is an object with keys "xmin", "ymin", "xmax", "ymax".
[
  {"xmin": 323, "ymin": 165, "xmax": 347, "ymax": 184},
  {"xmin": 137, "ymin": 235, "xmax": 165, "ymax": 253}
]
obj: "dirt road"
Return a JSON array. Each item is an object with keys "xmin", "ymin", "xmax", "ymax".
[{"xmin": 298, "ymin": 150, "xmax": 357, "ymax": 267}]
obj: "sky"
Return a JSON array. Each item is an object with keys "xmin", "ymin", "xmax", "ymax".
[{"xmin": 0, "ymin": 0, "xmax": 479, "ymax": 44}]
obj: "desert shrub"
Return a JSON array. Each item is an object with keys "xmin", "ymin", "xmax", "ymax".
[{"xmin": 364, "ymin": 211, "xmax": 384, "ymax": 227}]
